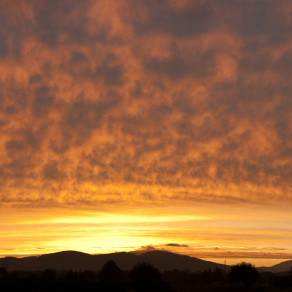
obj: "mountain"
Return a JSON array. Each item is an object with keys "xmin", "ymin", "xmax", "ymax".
[
  {"xmin": 140, "ymin": 250, "xmax": 227, "ymax": 272},
  {"xmin": 0, "ymin": 251, "xmax": 95, "ymax": 271},
  {"xmin": 0, "ymin": 250, "xmax": 227, "ymax": 272},
  {"xmin": 259, "ymin": 260, "xmax": 292, "ymax": 273},
  {"xmin": 3, "ymin": 250, "xmax": 291, "ymax": 273}
]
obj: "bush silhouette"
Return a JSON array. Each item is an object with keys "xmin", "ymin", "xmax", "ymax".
[{"xmin": 229, "ymin": 262, "xmax": 259, "ymax": 288}]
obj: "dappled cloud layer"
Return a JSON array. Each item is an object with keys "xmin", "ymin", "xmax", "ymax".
[{"xmin": 0, "ymin": 0, "xmax": 292, "ymax": 209}]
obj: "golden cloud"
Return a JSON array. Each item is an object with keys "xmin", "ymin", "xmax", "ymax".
[{"xmin": 0, "ymin": 0, "xmax": 291, "ymax": 210}]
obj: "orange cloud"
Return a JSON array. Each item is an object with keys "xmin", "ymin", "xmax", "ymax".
[
  {"xmin": 0, "ymin": 0, "xmax": 291, "ymax": 208},
  {"xmin": 0, "ymin": 0, "xmax": 291, "ymax": 263}
]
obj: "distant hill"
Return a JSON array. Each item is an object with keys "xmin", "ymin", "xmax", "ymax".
[
  {"xmin": 259, "ymin": 260, "xmax": 292, "ymax": 273},
  {"xmin": 140, "ymin": 250, "xmax": 226, "ymax": 272},
  {"xmin": 0, "ymin": 250, "xmax": 227, "ymax": 272}
]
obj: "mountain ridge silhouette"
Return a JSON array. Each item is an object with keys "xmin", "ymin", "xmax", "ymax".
[
  {"xmin": 1, "ymin": 250, "xmax": 291, "ymax": 272},
  {"xmin": 258, "ymin": 259, "xmax": 292, "ymax": 273},
  {"xmin": 0, "ymin": 250, "xmax": 226, "ymax": 272}
]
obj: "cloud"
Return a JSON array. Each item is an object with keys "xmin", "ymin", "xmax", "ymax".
[
  {"xmin": 132, "ymin": 245, "xmax": 158, "ymax": 255},
  {"xmin": 145, "ymin": 53, "xmax": 214, "ymax": 80},
  {"xmin": 0, "ymin": 0, "xmax": 291, "ymax": 209},
  {"xmin": 133, "ymin": 243, "xmax": 189, "ymax": 254},
  {"xmin": 191, "ymin": 251, "xmax": 292, "ymax": 260},
  {"xmin": 133, "ymin": 1, "xmax": 215, "ymax": 36},
  {"xmin": 133, "ymin": 244, "xmax": 292, "ymax": 260},
  {"xmin": 165, "ymin": 243, "xmax": 189, "ymax": 248}
]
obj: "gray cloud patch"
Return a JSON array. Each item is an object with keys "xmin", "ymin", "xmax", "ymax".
[
  {"xmin": 145, "ymin": 53, "xmax": 215, "ymax": 80},
  {"xmin": 43, "ymin": 160, "xmax": 67, "ymax": 181},
  {"xmin": 29, "ymin": 74, "xmax": 43, "ymax": 85},
  {"xmin": 32, "ymin": 87, "xmax": 55, "ymax": 118},
  {"xmin": 165, "ymin": 243, "xmax": 189, "ymax": 248},
  {"xmin": 134, "ymin": 1, "xmax": 215, "ymax": 36},
  {"xmin": 0, "ymin": 33, "xmax": 9, "ymax": 57},
  {"xmin": 95, "ymin": 54, "xmax": 125, "ymax": 86}
]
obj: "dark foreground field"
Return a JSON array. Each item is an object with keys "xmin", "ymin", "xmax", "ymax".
[{"xmin": 0, "ymin": 261, "xmax": 292, "ymax": 292}]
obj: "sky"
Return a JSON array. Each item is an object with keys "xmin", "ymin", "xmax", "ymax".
[{"xmin": 0, "ymin": 0, "xmax": 292, "ymax": 267}]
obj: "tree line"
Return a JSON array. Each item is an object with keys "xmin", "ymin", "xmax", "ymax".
[{"xmin": 0, "ymin": 261, "xmax": 292, "ymax": 291}]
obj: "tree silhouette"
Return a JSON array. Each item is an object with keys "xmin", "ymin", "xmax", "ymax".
[
  {"xmin": 0, "ymin": 267, "xmax": 8, "ymax": 278},
  {"xmin": 130, "ymin": 262, "xmax": 161, "ymax": 283},
  {"xmin": 42, "ymin": 268, "xmax": 57, "ymax": 281},
  {"xmin": 98, "ymin": 260, "xmax": 123, "ymax": 283},
  {"xmin": 229, "ymin": 262, "xmax": 259, "ymax": 289}
]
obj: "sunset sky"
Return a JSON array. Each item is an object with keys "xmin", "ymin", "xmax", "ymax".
[{"xmin": 0, "ymin": 0, "xmax": 292, "ymax": 267}]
